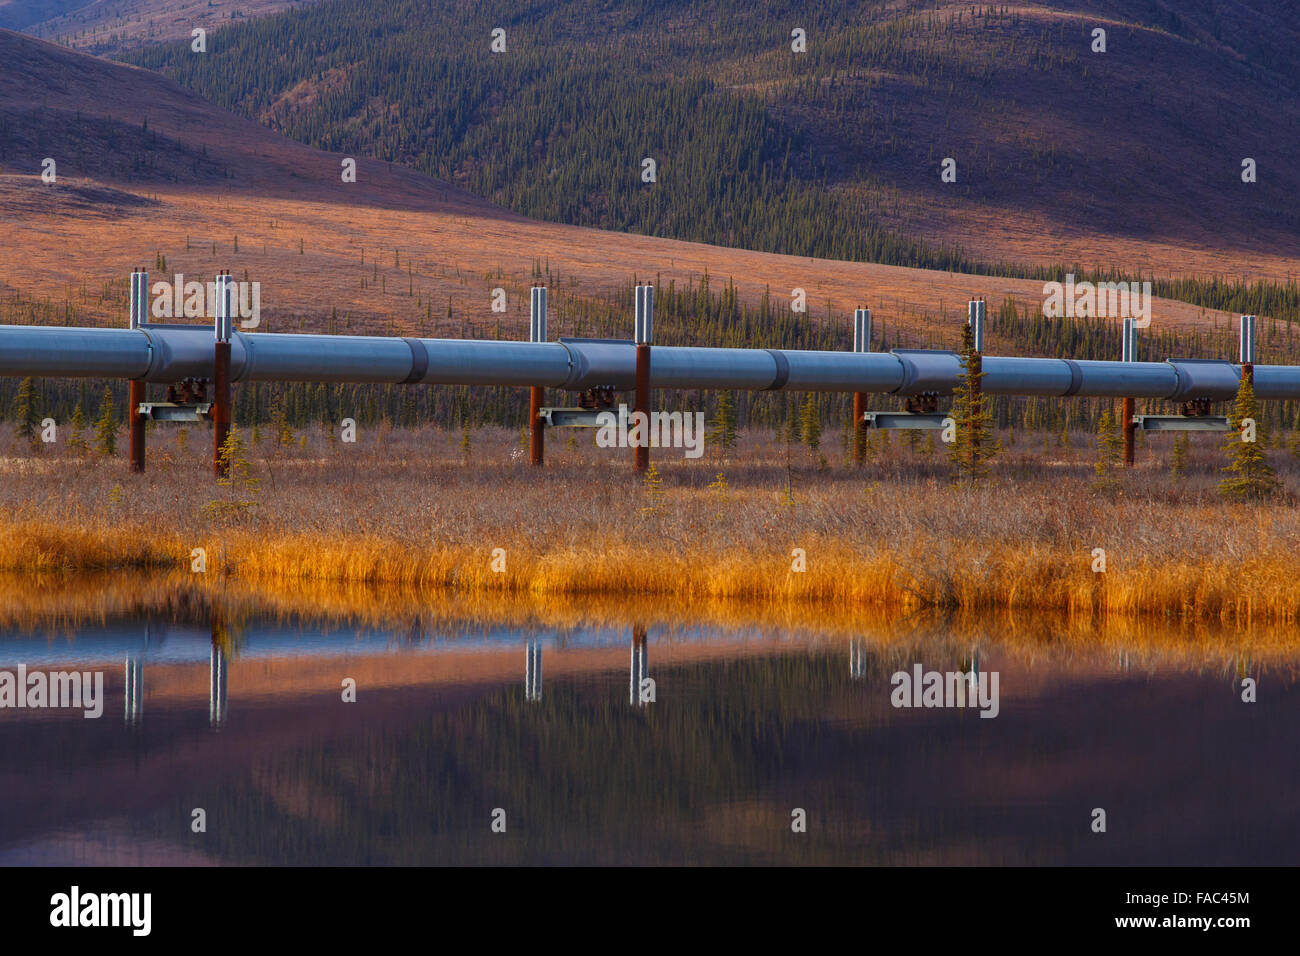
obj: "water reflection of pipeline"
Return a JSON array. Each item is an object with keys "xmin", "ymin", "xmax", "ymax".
[
  {"xmin": 65, "ymin": 615, "xmax": 1295, "ymax": 734},
  {"xmin": 120, "ymin": 619, "xmax": 232, "ymax": 731},
  {"xmin": 523, "ymin": 624, "xmax": 651, "ymax": 708},
  {"xmin": 125, "ymin": 618, "xmax": 654, "ymax": 729},
  {"xmin": 0, "ymin": 613, "xmax": 681, "ymax": 665}
]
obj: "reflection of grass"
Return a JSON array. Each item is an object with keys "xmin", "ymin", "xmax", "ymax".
[
  {"xmin": 3, "ymin": 569, "xmax": 1300, "ymax": 672},
  {"xmin": 4, "ymin": 429, "xmax": 1300, "ymax": 622}
]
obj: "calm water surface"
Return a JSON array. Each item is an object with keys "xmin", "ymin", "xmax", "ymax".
[{"xmin": 1, "ymin": 600, "xmax": 1295, "ymax": 865}]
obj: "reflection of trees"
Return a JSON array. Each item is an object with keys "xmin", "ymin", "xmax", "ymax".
[{"xmin": 153, "ymin": 652, "xmax": 900, "ymax": 866}]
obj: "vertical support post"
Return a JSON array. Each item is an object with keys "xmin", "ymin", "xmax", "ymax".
[
  {"xmin": 1241, "ymin": 314, "xmax": 1256, "ymax": 389},
  {"xmin": 1122, "ymin": 316, "xmax": 1135, "ymax": 467},
  {"xmin": 529, "ymin": 285, "xmax": 547, "ymax": 466},
  {"xmin": 634, "ymin": 285, "xmax": 653, "ymax": 474},
  {"xmin": 967, "ymin": 298, "xmax": 986, "ymax": 473},
  {"xmin": 129, "ymin": 381, "xmax": 146, "ymax": 473},
  {"xmin": 1122, "ymin": 396, "xmax": 1135, "ymax": 466},
  {"xmin": 213, "ymin": 272, "xmax": 233, "ymax": 478},
  {"xmin": 852, "ymin": 307, "xmax": 871, "ymax": 466},
  {"xmin": 529, "ymin": 386, "xmax": 544, "ymax": 465},
  {"xmin": 128, "ymin": 267, "xmax": 146, "ymax": 331},
  {"xmin": 128, "ymin": 268, "xmax": 147, "ymax": 473},
  {"xmin": 852, "ymin": 392, "xmax": 866, "ymax": 463},
  {"xmin": 967, "ymin": 298, "xmax": 986, "ymax": 353}
]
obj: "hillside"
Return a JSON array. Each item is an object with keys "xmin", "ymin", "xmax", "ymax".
[
  {"xmin": 8, "ymin": 0, "xmax": 311, "ymax": 55},
  {"xmin": 113, "ymin": 0, "xmax": 1300, "ymax": 283},
  {"xmin": 0, "ymin": 24, "xmax": 1288, "ymax": 373}
]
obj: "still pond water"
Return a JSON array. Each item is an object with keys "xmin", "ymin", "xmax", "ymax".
[{"xmin": 1, "ymin": 597, "xmax": 1296, "ymax": 865}]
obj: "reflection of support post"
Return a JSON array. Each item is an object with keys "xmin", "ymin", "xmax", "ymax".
[
  {"xmin": 849, "ymin": 639, "xmax": 866, "ymax": 679},
  {"xmin": 209, "ymin": 643, "xmax": 228, "ymax": 729},
  {"xmin": 529, "ymin": 286, "xmax": 547, "ymax": 466},
  {"xmin": 124, "ymin": 656, "xmax": 143, "ymax": 727},
  {"xmin": 634, "ymin": 285, "xmax": 653, "ymax": 474},
  {"xmin": 1122, "ymin": 317, "xmax": 1135, "ymax": 468},
  {"xmin": 630, "ymin": 623, "xmax": 649, "ymax": 706},
  {"xmin": 852, "ymin": 307, "xmax": 871, "ymax": 466},
  {"xmin": 212, "ymin": 272, "xmax": 233, "ymax": 479},
  {"xmin": 525, "ymin": 640, "xmax": 543, "ymax": 702}
]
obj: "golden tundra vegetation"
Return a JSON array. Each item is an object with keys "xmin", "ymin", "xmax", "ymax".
[{"xmin": 2, "ymin": 423, "xmax": 1299, "ymax": 626}]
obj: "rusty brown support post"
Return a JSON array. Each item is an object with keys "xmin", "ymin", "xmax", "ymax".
[
  {"xmin": 128, "ymin": 380, "xmax": 145, "ymax": 473},
  {"xmin": 1122, "ymin": 396, "xmax": 1135, "ymax": 467},
  {"xmin": 528, "ymin": 284, "xmax": 547, "ymax": 466},
  {"xmin": 1120, "ymin": 316, "xmax": 1135, "ymax": 468},
  {"xmin": 852, "ymin": 391, "xmax": 866, "ymax": 466},
  {"xmin": 966, "ymin": 297, "xmax": 987, "ymax": 474},
  {"xmin": 213, "ymin": 342, "xmax": 231, "ymax": 477},
  {"xmin": 213, "ymin": 271, "xmax": 232, "ymax": 478},
  {"xmin": 633, "ymin": 284, "xmax": 653, "ymax": 474},
  {"xmin": 970, "ymin": 351, "xmax": 982, "ymax": 474},
  {"xmin": 127, "ymin": 266, "xmax": 147, "ymax": 473},
  {"xmin": 529, "ymin": 385, "xmax": 544, "ymax": 466},
  {"xmin": 634, "ymin": 343, "xmax": 650, "ymax": 473},
  {"xmin": 851, "ymin": 307, "xmax": 871, "ymax": 466}
]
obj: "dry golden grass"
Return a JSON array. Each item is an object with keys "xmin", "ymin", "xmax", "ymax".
[{"xmin": 3, "ymin": 425, "xmax": 1300, "ymax": 627}]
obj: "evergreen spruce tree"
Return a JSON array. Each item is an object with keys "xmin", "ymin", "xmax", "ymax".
[
  {"xmin": 1220, "ymin": 371, "xmax": 1279, "ymax": 500},
  {"xmin": 1093, "ymin": 409, "xmax": 1123, "ymax": 487},
  {"xmin": 215, "ymin": 426, "xmax": 259, "ymax": 495},
  {"xmin": 709, "ymin": 391, "xmax": 738, "ymax": 452},
  {"xmin": 68, "ymin": 401, "xmax": 87, "ymax": 453},
  {"xmin": 13, "ymin": 377, "xmax": 40, "ymax": 449},
  {"xmin": 93, "ymin": 387, "xmax": 117, "ymax": 457},
  {"xmin": 1170, "ymin": 433, "xmax": 1189, "ymax": 478},
  {"xmin": 271, "ymin": 397, "xmax": 293, "ymax": 447},
  {"xmin": 947, "ymin": 323, "xmax": 995, "ymax": 483},
  {"xmin": 799, "ymin": 394, "xmax": 821, "ymax": 453}
]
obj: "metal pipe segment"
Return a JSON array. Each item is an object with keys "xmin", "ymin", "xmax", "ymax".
[{"xmin": 1, "ymin": 323, "xmax": 1296, "ymax": 401}]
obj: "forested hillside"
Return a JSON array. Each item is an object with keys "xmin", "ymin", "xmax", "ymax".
[{"xmin": 127, "ymin": 0, "xmax": 1300, "ymax": 279}]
